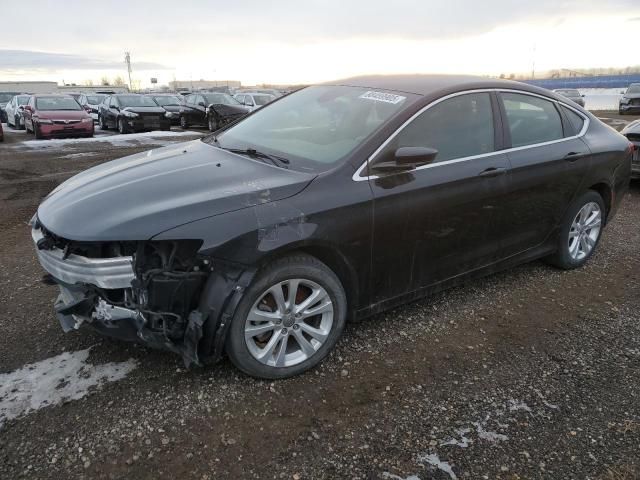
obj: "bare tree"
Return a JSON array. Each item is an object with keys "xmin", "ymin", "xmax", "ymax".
[
  {"xmin": 113, "ymin": 76, "xmax": 126, "ymax": 87},
  {"xmin": 100, "ymin": 76, "xmax": 110, "ymax": 86},
  {"xmin": 83, "ymin": 79, "xmax": 94, "ymax": 86}
]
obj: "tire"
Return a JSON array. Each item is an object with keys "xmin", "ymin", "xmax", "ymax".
[
  {"xmin": 99, "ymin": 115, "xmax": 108, "ymax": 130},
  {"xmin": 180, "ymin": 115, "xmax": 189, "ymax": 129},
  {"xmin": 117, "ymin": 117, "xmax": 128, "ymax": 134},
  {"xmin": 14, "ymin": 115, "xmax": 22, "ymax": 130},
  {"xmin": 225, "ymin": 254, "xmax": 347, "ymax": 379},
  {"xmin": 34, "ymin": 123, "xmax": 43, "ymax": 139},
  {"xmin": 208, "ymin": 115, "xmax": 218, "ymax": 132},
  {"xmin": 545, "ymin": 190, "xmax": 605, "ymax": 270}
]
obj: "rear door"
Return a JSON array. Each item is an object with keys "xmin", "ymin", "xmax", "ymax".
[
  {"xmin": 368, "ymin": 91, "xmax": 511, "ymax": 303},
  {"xmin": 497, "ymin": 91, "xmax": 591, "ymax": 257}
]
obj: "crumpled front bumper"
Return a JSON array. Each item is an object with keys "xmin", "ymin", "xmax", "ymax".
[{"xmin": 31, "ymin": 222, "xmax": 204, "ymax": 366}]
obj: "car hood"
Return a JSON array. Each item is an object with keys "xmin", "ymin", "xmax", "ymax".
[
  {"xmin": 623, "ymin": 93, "xmax": 640, "ymax": 100},
  {"xmin": 37, "ymin": 110, "xmax": 90, "ymax": 120},
  {"xmin": 622, "ymin": 119, "xmax": 640, "ymax": 135},
  {"xmin": 121, "ymin": 106, "xmax": 166, "ymax": 114},
  {"xmin": 37, "ymin": 140, "xmax": 316, "ymax": 241}
]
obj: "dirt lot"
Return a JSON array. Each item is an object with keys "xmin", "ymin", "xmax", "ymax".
[{"xmin": 0, "ymin": 115, "xmax": 639, "ymax": 480}]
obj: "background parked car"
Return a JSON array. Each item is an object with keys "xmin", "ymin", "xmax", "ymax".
[
  {"xmin": 0, "ymin": 121, "xmax": 3, "ymax": 142},
  {"xmin": 621, "ymin": 119, "xmax": 640, "ymax": 178},
  {"xmin": 619, "ymin": 83, "xmax": 640, "ymax": 115},
  {"xmin": 0, "ymin": 91, "xmax": 21, "ymax": 122},
  {"xmin": 147, "ymin": 94, "xmax": 184, "ymax": 125},
  {"xmin": 77, "ymin": 93, "xmax": 107, "ymax": 122},
  {"xmin": 552, "ymin": 88, "xmax": 585, "ymax": 107},
  {"xmin": 5, "ymin": 94, "xmax": 31, "ymax": 129},
  {"xmin": 98, "ymin": 94, "xmax": 170, "ymax": 133},
  {"xmin": 23, "ymin": 94, "xmax": 94, "ymax": 139},
  {"xmin": 234, "ymin": 92, "xmax": 276, "ymax": 112},
  {"xmin": 180, "ymin": 92, "xmax": 248, "ymax": 131}
]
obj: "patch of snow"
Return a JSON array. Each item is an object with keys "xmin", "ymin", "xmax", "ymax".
[
  {"xmin": 440, "ymin": 428, "xmax": 472, "ymax": 448},
  {"xmin": 473, "ymin": 422, "xmax": 508, "ymax": 442},
  {"xmin": 18, "ymin": 130, "xmax": 203, "ymax": 149},
  {"xmin": 0, "ymin": 348, "xmax": 137, "ymax": 428},
  {"xmin": 508, "ymin": 399, "xmax": 532, "ymax": 412},
  {"xmin": 534, "ymin": 389, "xmax": 559, "ymax": 410},
  {"xmin": 382, "ymin": 473, "xmax": 421, "ymax": 480},
  {"xmin": 418, "ymin": 453, "xmax": 457, "ymax": 480},
  {"xmin": 61, "ymin": 152, "xmax": 99, "ymax": 159}
]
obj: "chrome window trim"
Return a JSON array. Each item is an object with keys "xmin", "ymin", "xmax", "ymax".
[{"xmin": 352, "ymin": 88, "xmax": 590, "ymax": 182}]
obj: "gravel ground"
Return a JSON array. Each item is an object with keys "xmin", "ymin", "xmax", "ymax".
[{"xmin": 0, "ymin": 117, "xmax": 639, "ymax": 480}]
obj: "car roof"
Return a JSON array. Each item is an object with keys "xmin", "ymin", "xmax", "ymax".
[{"xmin": 324, "ymin": 74, "xmax": 558, "ymax": 99}]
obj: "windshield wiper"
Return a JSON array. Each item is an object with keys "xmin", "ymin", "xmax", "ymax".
[{"xmin": 223, "ymin": 147, "xmax": 290, "ymax": 168}]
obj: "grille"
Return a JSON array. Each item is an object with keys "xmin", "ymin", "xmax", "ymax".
[{"xmin": 52, "ymin": 119, "xmax": 81, "ymax": 125}]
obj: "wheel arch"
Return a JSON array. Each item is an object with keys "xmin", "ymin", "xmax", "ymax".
[
  {"xmin": 587, "ymin": 182, "xmax": 612, "ymax": 223},
  {"xmin": 254, "ymin": 243, "xmax": 360, "ymax": 317}
]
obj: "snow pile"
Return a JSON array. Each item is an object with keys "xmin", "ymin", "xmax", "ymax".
[
  {"xmin": 19, "ymin": 130, "xmax": 203, "ymax": 149},
  {"xmin": 418, "ymin": 453, "xmax": 457, "ymax": 480},
  {"xmin": 0, "ymin": 348, "xmax": 137, "ymax": 428}
]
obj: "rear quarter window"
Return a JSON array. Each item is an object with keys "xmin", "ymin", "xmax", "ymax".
[
  {"xmin": 501, "ymin": 93, "xmax": 564, "ymax": 148},
  {"xmin": 560, "ymin": 105, "xmax": 586, "ymax": 136}
]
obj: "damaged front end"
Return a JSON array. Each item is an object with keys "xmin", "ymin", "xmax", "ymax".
[{"xmin": 32, "ymin": 218, "xmax": 215, "ymax": 367}]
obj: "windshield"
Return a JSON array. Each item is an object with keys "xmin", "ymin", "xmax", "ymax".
[
  {"xmin": 87, "ymin": 95, "xmax": 106, "ymax": 105},
  {"xmin": 254, "ymin": 95, "xmax": 275, "ymax": 106},
  {"xmin": 557, "ymin": 89, "xmax": 580, "ymax": 96},
  {"xmin": 36, "ymin": 96, "xmax": 82, "ymax": 111},
  {"xmin": 17, "ymin": 95, "xmax": 30, "ymax": 105},
  {"xmin": 0, "ymin": 93, "xmax": 18, "ymax": 103},
  {"xmin": 118, "ymin": 95, "xmax": 158, "ymax": 107},
  {"xmin": 153, "ymin": 95, "xmax": 182, "ymax": 106},
  {"xmin": 209, "ymin": 85, "xmax": 417, "ymax": 172},
  {"xmin": 203, "ymin": 93, "xmax": 240, "ymax": 106},
  {"xmin": 627, "ymin": 85, "xmax": 640, "ymax": 94}
]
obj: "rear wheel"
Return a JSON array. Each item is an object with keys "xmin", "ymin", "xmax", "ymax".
[
  {"xmin": 546, "ymin": 190, "xmax": 605, "ymax": 270},
  {"xmin": 180, "ymin": 115, "xmax": 189, "ymax": 129},
  {"xmin": 226, "ymin": 254, "xmax": 347, "ymax": 379},
  {"xmin": 99, "ymin": 115, "xmax": 108, "ymax": 130}
]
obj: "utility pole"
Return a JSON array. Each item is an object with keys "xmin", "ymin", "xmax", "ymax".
[
  {"xmin": 124, "ymin": 51, "xmax": 133, "ymax": 91},
  {"xmin": 531, "ymin": 43, "xmax": 536, "ymax": 80}
]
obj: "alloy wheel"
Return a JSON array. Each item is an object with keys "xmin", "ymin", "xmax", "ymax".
[
  {"xmin": 568, "ymin": 201, "xmax": 602, "ymax": 261},
  {"xmin": 244, "ymin": 278, "xmax": 334, "ymax": 368}
]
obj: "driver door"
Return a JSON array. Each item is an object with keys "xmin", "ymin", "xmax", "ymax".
[{"xmin": 367, "ymin": 91, "xmax": 512, "ymax": 304}]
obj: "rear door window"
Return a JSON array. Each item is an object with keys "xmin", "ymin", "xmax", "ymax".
[
  {"xmin": 560, "ymin": 105, "xmax": 586, "ymax": 136},
  {"xmin": 501, "ymin": 93, "xmax": 564, "ymax": 147},
  {"xmin": 380, "ymin": 92, "xmax": 495, "ymax": 164}
]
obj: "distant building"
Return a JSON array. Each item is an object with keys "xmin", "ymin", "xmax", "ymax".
[
  {"xmin": 169, "ymin": 80, "xmax": 241, "ymax": 92},
  {"xmin": 58, "ymin": 85, "xmax": 129, "ymax": 94},
  {"xmin": 0, "ymin": 81, "xmax": 58, "ymax": 94},
  {"xmin": 0, "ymin": 81, "xmax": 129, "ymax": 95}
]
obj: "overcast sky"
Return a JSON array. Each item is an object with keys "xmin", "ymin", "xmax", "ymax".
[{"xmin": 1, "ymin": 0, "xmax": 639, "ymax": 87}]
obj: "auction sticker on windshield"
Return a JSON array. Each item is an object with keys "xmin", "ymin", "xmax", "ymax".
[{"xmin": 359, "ymin": 91, "xmax": 406, "ymax": 104}]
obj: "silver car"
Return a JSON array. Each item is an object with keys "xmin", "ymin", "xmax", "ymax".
[
  {"xmin": 553, "ymin": 89, "xmax": 585, "ymax": 108},
  {"xmin": 5, "ymin": 94, "xmax": 31, "ymax": 129}
]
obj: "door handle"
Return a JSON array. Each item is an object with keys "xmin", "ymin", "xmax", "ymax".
[
  {"xmin": 478, "ymin": 167, "xmax": 507, "ymax": 178},
  {"xmin": 564, "ymin": 151, "xmax": 587, "ymax": 162}
]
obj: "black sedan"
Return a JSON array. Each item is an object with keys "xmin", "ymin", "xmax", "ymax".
[
  {"xmin": 31, "ymin": 75, "xmax": 632, "ymax": 379},
  {"xmin": 147, "ymin": 94, "xmax": 184, "ymax": 125},
  {"xmin": 180, "ymin": 92, "xmax": 248, "ymax": 131},
  {"xmin": 98, "ymin": 94, "xmax": 171, "ymax": 133},
  {"xmin": 619, "ymin": 83, "xmax": 640, "ymax": 115}
]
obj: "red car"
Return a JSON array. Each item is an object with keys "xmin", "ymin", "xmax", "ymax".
[{"xmin": 24, "ymin": 94, "xmax": 94, "ymax": 139}]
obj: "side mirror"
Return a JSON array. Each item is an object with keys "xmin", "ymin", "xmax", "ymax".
[
  {"xmin": 372, "ymin": 147, "xmax": 438, "ymax": 173},
  {"xmin": 18, "ymin": 105, "xmax": 25, "ymax": 110},
  {"xmin": 112, "ymin": 105, "xmax": 120, "ymax": 111},
  {"xmin": 24, "ymin": 105, "xmax": 33, "ymax": 113},
  {"xmin": 198, "ymin": 102, "xmax": 206, "ymax": 107}
]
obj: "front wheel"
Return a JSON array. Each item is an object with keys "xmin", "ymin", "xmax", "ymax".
[
  {"xmin": 99, "ymin": 115, "xmax": 108, "ymax": 130},
  {"xmin": 546, "ymin": 190, "xmax": 605, "ymax": 270},
  {"xmin": 180, "ymin": 115, "xmax": 189, "ymax": 129},
  {"xmin": 34, "ymin": 123, "xmax": 43, "ymax": 139},
  {"xmin": 208, "ymin": 115, "xmax": 218, "ymax": 132},
  {"xmin": 225, "ymin": 254, "xmax": 347, "ymax": 379},
  {"xmin": 117, "ymin": 117, "xmax": 128, "ymax": 134}
]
